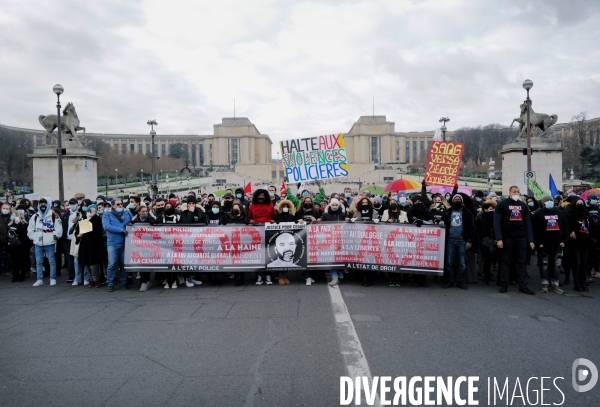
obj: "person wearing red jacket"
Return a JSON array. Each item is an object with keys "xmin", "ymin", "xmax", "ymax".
[{"xmin": 248, "ymin": 189, "xmax": 275, "ymax": 224}]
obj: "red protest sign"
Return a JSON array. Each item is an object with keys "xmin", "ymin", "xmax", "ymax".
[{"xmin": 423, "ymin": 141, "xmax": 464, "ymax": 187}]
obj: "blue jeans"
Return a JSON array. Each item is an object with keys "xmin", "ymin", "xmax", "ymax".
[
  {"xmin": 107, "ymin": 246, "xmax": 126, "ymax": 287},
  {"xmin": 445, "ymin": 239, "xmax": 466, "ymax": 283},
  {"xmin": 35, "ymin": 245, "xmax": 56, "ymax": 280},
  {"xmin": 74, "ymin": 256, "xmax": 88, "ymax": 283}
]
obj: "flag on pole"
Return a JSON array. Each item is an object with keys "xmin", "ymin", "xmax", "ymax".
[
  {"xmin": 549, "ymin": 174, "xmax": 559, "ymax": 197},
  {"xmin": 280, "ymin": 181, "xmax": 286, "ymax": 198},
  {"xmin": 528, "ymin": 177, "xmax": 547, "ymax": 201},
  {"xmin": 243, "ymin": 182, "xmax": 252, "ymax": 195},
  {"xmin": 297, "ymin": 182, "xmax": 306, "ymax": 195}
]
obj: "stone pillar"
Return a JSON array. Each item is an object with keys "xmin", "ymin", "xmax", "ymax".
[
  {"xmin": 499, "ymin": 138, "xmax": 562, "ymax": 196},
  {"xmin": 29, "ymin": 140, "xmax": 98, "ymax": 200}
]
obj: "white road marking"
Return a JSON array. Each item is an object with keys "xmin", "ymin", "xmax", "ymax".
[{"xmin": 328, "ymin": 285, "xmax": 381, "ymax": 407}]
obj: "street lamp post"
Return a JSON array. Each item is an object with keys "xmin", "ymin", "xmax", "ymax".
[
  {"xmin": 141, "ymin": 168, "xmax": 144, "ymax": 185},
  {"xmin": 523, "ymin": 79, "xmax": 533, "ymax": 172},
  {"xmin": 147, "ymin": 120, "xmax": 158, "ymax": 200},
  {"xmin": 439, "ymin": 117, "xmax": 450, "ymax": 141},
  {"xmin": 115, "ymin": 169, "xmax": 118, "ymax": 197},
  {"xmin": 53, "ymin": 84, "xmax": 65, "ymax": 202}
]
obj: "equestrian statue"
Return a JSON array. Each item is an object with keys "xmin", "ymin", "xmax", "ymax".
[
  {"xmin": 510, "ymin": 101, "xmax": 557, "ymax": 140},
  {"xmin": 39, "ymin": 102, "xmax": 86, "ymax": 145}
]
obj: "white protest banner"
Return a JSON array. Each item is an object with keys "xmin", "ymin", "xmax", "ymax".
[{"xmin": 279, "ymin": 134, "xmax": 349, "ymax": 183}]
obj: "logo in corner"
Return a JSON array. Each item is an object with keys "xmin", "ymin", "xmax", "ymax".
[{"xmin": 572, "ymin": 358, "xmax": 598, "ymax": 393}]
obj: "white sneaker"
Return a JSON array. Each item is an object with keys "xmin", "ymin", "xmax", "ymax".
[
  {"xmin": 310, "ymin": 278, "xmax": 315, "ymax": 283},
  {"xmin": 256, "ymin": 276, "xmax": 263, "ymax": 285},
  {"xmin": 50, "ymin": 279, "xmax": 57, "ymax": 286},
  {"xmin": 178, "ymin": 277, "xmax": 185, "ymax": 285},
  {"xmin": 266, "ymin": 275, "xmax": 273, "ymax": 285},
  {"xmin": 72, "ymin": 281, "xmax": 79, "ymax": 286},
  {"xmin": 172, "ymin": 282, "xmax": 178, "ymax": 289},
  {"xmin": 164, "ymin": 283, "xmax": 170, "ymax": 289},
  {"xmin": 136, "ymin": 272, "xmax": 141, "ymax": 279},
  {"xmin": 328, "ymin": 276, "xmax": 339, "ymax": 286},
  {"xmin": 185, "ymin": 278, "xmax": 194, "ymax": 288},
  {"xmin": 33, "ymin": 280, "xmax": 44, "ymax": 287},
  {"xmin": 191, "ymin": 278, "xmax": 203, "ymax": 286},
  {"xmin": 139, "ymin": 283, "xmax": 148, "ymax": 292},
  {"xmin": 306, "ymin": 278, "xmax": 312, "ymax": 286},
  {"xmin": 30, "ymin": 267, "xmax": 37, "ymax": 274},
  {"xmin": 83, "ymin": 280, "xmax": 89, "ymax": 286}
]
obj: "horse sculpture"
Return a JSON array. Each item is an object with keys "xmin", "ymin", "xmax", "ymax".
[
  {"xmin": 38, "ymin": 102, "xmax": 86, "ymax": 144},
  {"xmin": 510, "ymin": 102, "xmax": 557, "ymax": 139}
]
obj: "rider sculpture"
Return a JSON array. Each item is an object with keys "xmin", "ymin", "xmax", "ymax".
[
  {"xmin": 510, "ymin": 101, "xmax": 557, "ymax": 140},
  {"xmin": 38, "ymin": 102, "xmax": 86, "ymax": 145}
]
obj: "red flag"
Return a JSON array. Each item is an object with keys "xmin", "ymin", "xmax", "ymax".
[
  {"xmin": 243, "ymin": 182, "xmax": 252, "ymax": 195},
  {"xmin": 280, "ymin": 180, "xmax": 286, "ymax": 197}
]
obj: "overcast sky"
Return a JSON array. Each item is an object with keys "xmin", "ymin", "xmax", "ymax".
[{"xmin": 1, "ymin": 0, "xmax": 599, "ymax": 153}]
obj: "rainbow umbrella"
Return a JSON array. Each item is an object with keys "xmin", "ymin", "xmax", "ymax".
[
  {"xmin": 581, "ymin": 188, "xmax": 600, "ymax": 200},
  {"xmin": 383, "ymin": 179, "xmax": 421, "ymax": 192}
]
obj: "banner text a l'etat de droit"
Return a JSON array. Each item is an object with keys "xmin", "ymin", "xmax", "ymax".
[
  {"xmin": 279, "ymin": 134, "xmax": 350, "ymax": 183},
  {"xmin": 424, "ymin": 141, "xmax": 465, "ymax": 187}
]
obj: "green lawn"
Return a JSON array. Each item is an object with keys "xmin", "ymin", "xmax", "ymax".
[{"xmin": 363, "ymin": 185, "xmax": 384, "ymax": 194}]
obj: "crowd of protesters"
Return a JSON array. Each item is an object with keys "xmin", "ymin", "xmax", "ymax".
[{"xmin": 1, "ymin": 180, "xmax": 598, "ymax": 295}]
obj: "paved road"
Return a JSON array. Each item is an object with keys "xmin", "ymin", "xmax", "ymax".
[{"xmin": 1, "ymin": 267, "xmax": 599, "ymax": 406}]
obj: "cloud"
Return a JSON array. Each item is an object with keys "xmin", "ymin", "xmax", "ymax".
[{"xmin": 0, "ymin": 0, "xmax": 599, "ymax": 157}]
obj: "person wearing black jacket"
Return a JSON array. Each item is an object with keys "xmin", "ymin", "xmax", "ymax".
[
  {"xmin": 130, "ymin": 206, "xmax": 154, "ymax": 291},
  {"xmin": 73, "ymin": 205, "xmax": 105, "ymax": 288},
  {"xmin": 321, "ymin": 199, "xmax": 347, "ymax": 287},
  {"xmin": 407, "ymin": 195, "xmax": 433, "ymax": 226},
  {"xmin": 493, "ymin": 186, "xmax": 535, "ymax": 295},
  {"xmin": 442, "ymin": 194, "xmax": 475, "ymax": 289},
  {"xmin": 60, "ymin": 198, "xmax": 79, "ymax": 283},
  {"xmin": 566, "ymin": 197, "xmax": 597, "ymax": 292},
  {"xmin": 476, "ymin": 201, "xmax": 499, "ymax": 285},
  {"xmin": 274, "ymin": 200, "xmax": 296, "ymax": 224},
  {"xmin": 532, "ymin": 195, "xmax": 568, "ymax": 294},
  {"xmin": 226, "ymin": 201, "xmax": 249, "ymax": 286},
  {"xmin": 8, "ymin": 205, "xmax": 30, "ymax": 282},
  {"xmin": 180, "ymin": 196, "xmax": 206, "ymax": 225}
]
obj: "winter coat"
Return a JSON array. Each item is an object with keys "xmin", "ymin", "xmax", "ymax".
[
  {"xmin": 75, "ymin": 215, "xmax": 106, "ymax": 266},
  {"xmin": 27, "ymin": 208, "xmax": 63, "ymax": 247},
  {"xmin": 101, "ymin": 209, "xmax": 133, "ymax": 247},
  {"xmin": 0, "ymin": 213, "xmax": 10, "ymax": 248},
  {"xmin": 179, "ymin": 208, "xmax": 205, "ymax": 224},
  {"xmin": 381, "ymin": 209, "xmax": 409, "ymax": 223},
  {"xmin": 321, "ymin": 204, "xmax": 348, "ymax": 222},
  {"xmin": 441, "ymin": 206, "xmax": 476, "ymax": 244},
  {"xmin": 248, "ymin": 203, "xmax": 275, "ymax": 223},
  {"xmin": 274, "ymin": 200, "xmax": 297, "ymax": 223}
]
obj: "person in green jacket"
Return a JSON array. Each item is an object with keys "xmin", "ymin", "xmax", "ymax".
[{"xmin": 285, "ymin": 179, "xmax": 327, "ymax": 209}]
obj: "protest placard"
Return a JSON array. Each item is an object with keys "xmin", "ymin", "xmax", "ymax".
[
  {"xmin": 423, "ymin": 141, "xmax": 464, "ymax": 187},
  {"xmin": 279, "ymin": 134, "xmax": 349, "ymax": 183},
  {"xmin": 124, "ymin": 223, "xmax": 445, "ymax": 275}
]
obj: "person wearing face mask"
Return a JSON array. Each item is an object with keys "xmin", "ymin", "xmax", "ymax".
[
  {"xmin": 150, "ymin": 198, "xmax": 166, "ymax": 225},
  {"xmin": 372, "ymin": 197, "xmax": 384, "ymax": 219},
  {"xmin": 131, "ymin": 206, "xmax": 151, "ymax": 224},
  {"xmin": 179, "ymin": 195, "xmax": 206, "ymax": 225},
  {"xmin": 268, "ymin": 185, "xmax": 281, "ymax": 207},
  {"xmin": 381, "ymin": 198, "xmax": 409, "ymax": 225},
  {"xmin": 493, "ymin": 186, "xmax": 535, "ymax": 295},
  {"xmin": 27, "ymin": 198, "xmax": 63, "ymax": 286},
  {"xmin": 584, "ymin": 192, "xmax": 600, "ymax": 279},
  {"xmin": 285, "ymin": 179, "xmax": 326, "ymax": 209},
  {"xmin": 60, "ymin": 198, "xmax": 81, "ymax": 283},
  {"xmin": 71, "ymin": 199, "xmax": 95, "ymax": 286},
  {"xmin": 274, "ymin": 200, "xmax": 296, "ymax": 224},
  {"xmin": 72, "ymin": 204, "xmax": 105, "ymax": 288},
  {"xmin": 270, "ymin": 199, "xmax": 297, "ymax": 285},
  {"xmin": 429, "ymin": 195, "xmax": 449, "ymax": 226},
  {"xmin": 532, "ymin": 195, "xmax": 568, "ymax": 294},
  {"xmin": 0, "ymin": 203, "xmax": 14, "ymax": 278},
  {"xmin": 407, "ymin": 195, "xmax": 433, "ymax": 227},
  {"xmin": 295, "ymin": 196, "xmax": 321, "ymax": 224},
  {"xmin": 472, "ymin": 191, "xmax": 485, "ymax": 212},
  {"xmin": 343, "ymin": 188, "xmax": 354, "ymax": 206},
  {"xmin": 7, "ymin": 205, "xmax": 30, "ymax": 282},
  {"xmin": 101, "ymin": 198, "xmax": 133, "ymax": 292},
  {"xmin": 566, "ymin": 198, "xmax": 596, "ymax": 292},
  {"xmin": 154, "ymin": 202, "xmax": 180, "ymax": 225},
  {"xmin": 321, "ymin": 198, "xmax": 349, "ymax": 287},
  {"xmin": 74, "ymin": 192, "xmax": 85, "ymax": 207},
  {"xmin": 476, "ymin": 201, "xmax": 500, "ymax": 285},
  {"xmin": 441, "ymin": 195, "xmax": 475, "ymax": 290},
  {"xmin": 352, "ymin": 197, "xmax": 375, "ymax": 222},
  {"xmin": 248, "ymin": 189, "xmax": 276, "ymax": 224},
  {"xmin": 127, "ymin": 196, "xmax": 141, "ymax": 216},
  {"xmin": 204, "ymin": 194, "xmax": 217, "ymax": 214}
]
